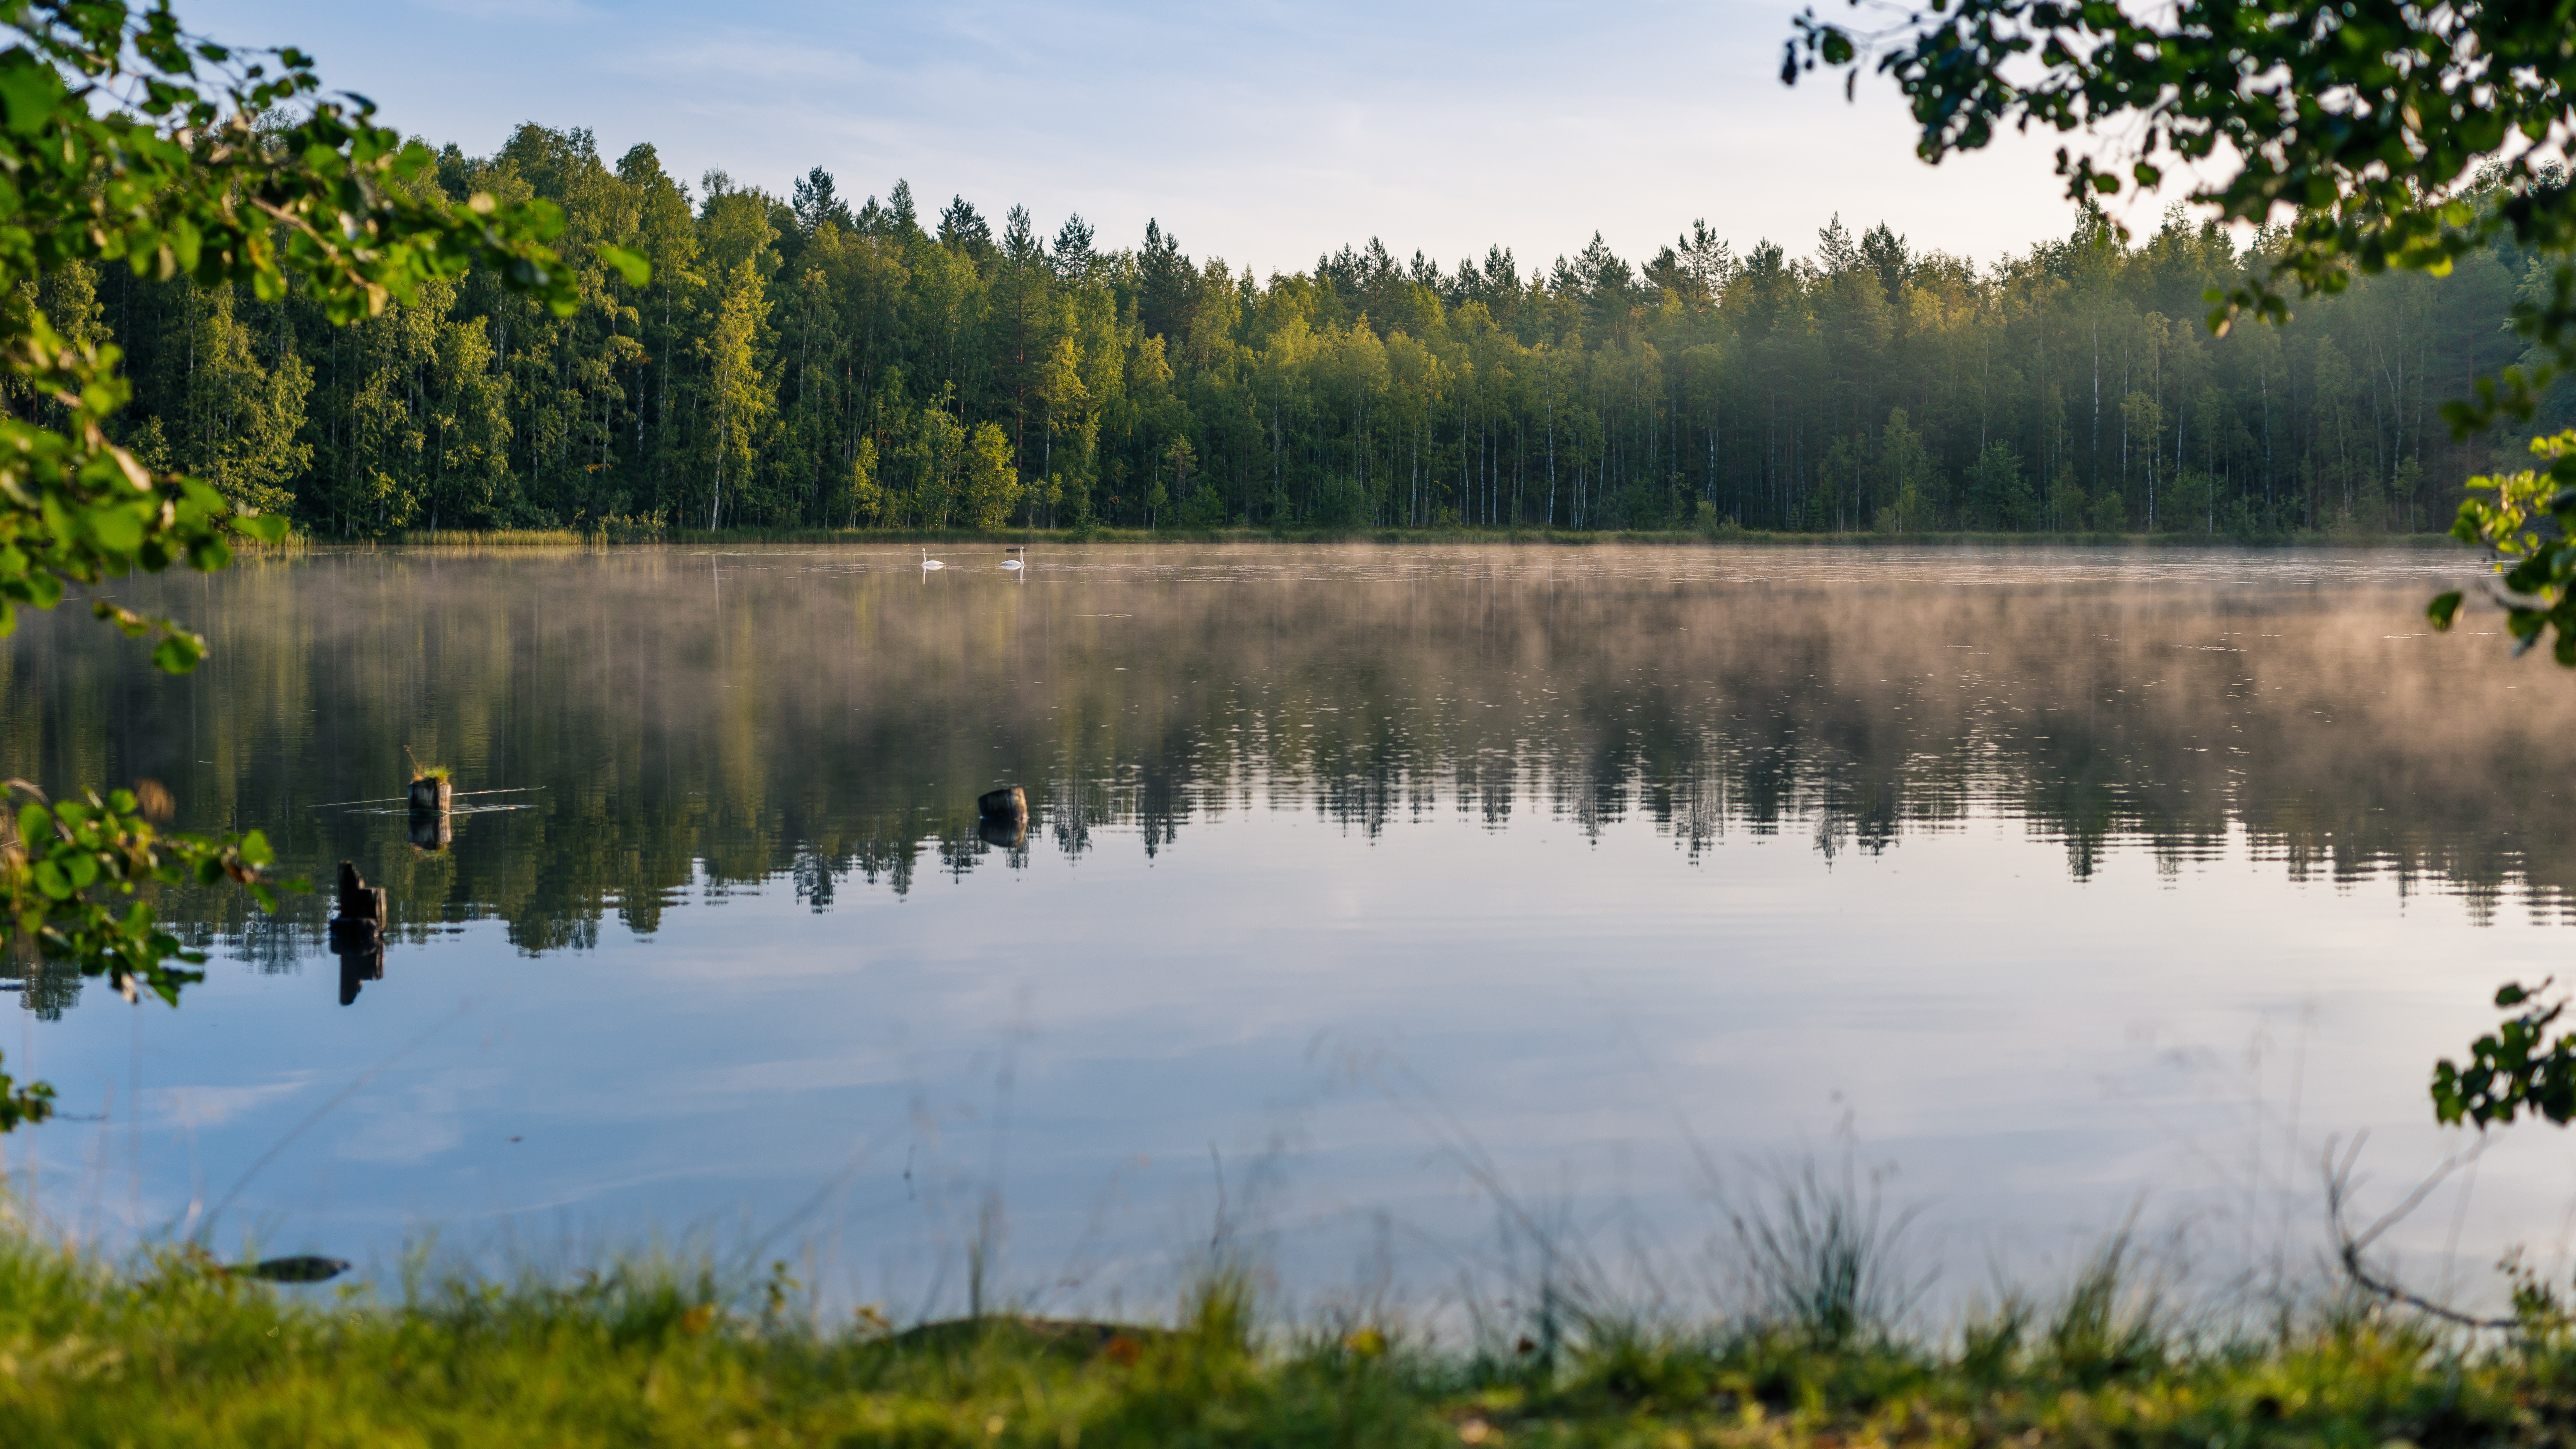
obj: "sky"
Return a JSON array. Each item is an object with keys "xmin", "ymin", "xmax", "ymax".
[{"xmin": 185, "ymin": 0, "xmax": 2152, "ymax": 280}]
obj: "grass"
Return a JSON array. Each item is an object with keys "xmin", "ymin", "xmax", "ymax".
[{"xmin": 0, "ymin": 1224, "xmax": 2565, "ymax": 1447}]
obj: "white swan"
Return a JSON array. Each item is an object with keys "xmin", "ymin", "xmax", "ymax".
[
  {"xmin": 1000, "ymin": 547, "xmax": 1024, "ymax": 572},
  {"xmin": 920, "ymin": 547, "xmax": 944, "ymax": 571}
]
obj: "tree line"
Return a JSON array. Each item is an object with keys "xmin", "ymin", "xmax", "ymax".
[{"xmin": 59, "ymin": 122, "xmax": 2548, "ymax": 538}]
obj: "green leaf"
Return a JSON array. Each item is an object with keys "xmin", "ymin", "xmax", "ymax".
[
  {"xmin": 0, "ymin": 53, "xmax": 64, "ymax": 139},
  {"xmin": 86, "ymin": 503, "xmax": 143, "ymax": 554},
  {"xmin": 597, "ymin": 244, "xmax": 652, "ymax": 287},
  {"xmin": 230, "ymin": 513, "xmax": 287, "ymax": 544},
  {"xmin": 150, "ymin": 634, "xmax": 204, "ymax": 674},
  {"xmin": 30, "ymin": 860, "xmax": 69, "ymax": 900},
  {"xmin": 2428, "ymin": 590, "xmax": 2463, "ymax": 628}
]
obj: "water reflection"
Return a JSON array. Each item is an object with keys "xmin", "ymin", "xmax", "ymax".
[{"xmin": 0, "ymin": 544, "xmax": 2555, "ymax": 974}]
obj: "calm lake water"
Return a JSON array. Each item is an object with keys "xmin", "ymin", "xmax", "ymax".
[{"xmin": 4, "ymin": 542, "xmax": 2572, "ymax": 1318}]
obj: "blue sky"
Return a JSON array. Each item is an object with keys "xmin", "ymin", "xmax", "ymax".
[{"xmin": 189, "ymin": 0, "xmax": 2121, "ymax": 278}]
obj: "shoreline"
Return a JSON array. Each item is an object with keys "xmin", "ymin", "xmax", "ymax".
[
  {"xmin": 340, "ymin": 526, "xmax": 2468, "ymax": 550},
  {"xmin": 0, "ymin": 1226, "xmax": 2544, "ymax": 1447}
]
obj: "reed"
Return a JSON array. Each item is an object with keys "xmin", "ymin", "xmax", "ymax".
[{"xmin": 1727, "ymin": 1156, "xmax": 1929, "ymax": 1349}]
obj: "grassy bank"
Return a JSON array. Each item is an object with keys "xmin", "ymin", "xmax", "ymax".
[
  {"xmin": 384, "ymin": 525, "xmax": 2466, "ymax": 549},
  {"xmin": 0, "ymin": 1230, "xmax": 2555, "ymax": 1448}
]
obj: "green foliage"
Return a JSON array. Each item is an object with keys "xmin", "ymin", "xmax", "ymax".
[
  {"xmin": 1963, "ymin": 440, "xmax": 2033, "ymax": 532},
  {"xmin": 1784, "ymin": 0, "xmax": 2576, "ymax": 433},
  {"xmin": 0, "ymin": 311, "xmax": 258, "ymax": 670},
  {"xmin": 2432, "ymin": 979, "xmax": 2576, "ymax": 1128},
  {"xmin": 2, "ymin": 780, "xmax": 294, "ymax": 1007},
  {"xmin": 52, "ymin": 132, "xmax": 2528, "ymax": 540},
  {"xmin": 164, "ymin": 281, "xmax": 309, "ymax": 515},
  {"xmin": 2430, "ymin": 430, "xmax": 2576, "ymax": 664}
]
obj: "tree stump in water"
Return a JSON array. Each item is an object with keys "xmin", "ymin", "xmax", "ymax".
[
  {"xmin": 977, "ymin": 786, "xmax": 1027, "ymax": 824},
  {"xmin": 333, "ymin": 861, "xmax": 386, "ymax": 924},
  {"xmin": 408, "ymin": 776, "xmax": 453, "ymax": 814},
  {"xmin": 328, "ymin": 861, "xmax": 387, "ymax": 1005}
]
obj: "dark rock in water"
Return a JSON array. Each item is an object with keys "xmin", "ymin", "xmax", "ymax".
[
  {"xmin": 977, "ymin": 786, "xmax": 1027, "ymax": 823},
  {"xmin": 249, "ymin": 1255, "xmax": 350, "ymax": 1283},
  {"xmin": 977, "ymin": 816, "xmax": 1027, "ymax": 850}
]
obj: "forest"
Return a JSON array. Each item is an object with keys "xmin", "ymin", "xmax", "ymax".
[{"xmin": 54, "ymin": 122, "xmax": 2541, "ymax": 538}]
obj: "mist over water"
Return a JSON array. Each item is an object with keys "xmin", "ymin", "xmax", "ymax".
[{"xmin": 3, "ymin": 543, "xmax": 2572, "ymax": 1319}]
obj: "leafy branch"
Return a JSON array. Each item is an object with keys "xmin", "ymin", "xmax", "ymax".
[
  {"xmin": 3, "ymin": 779, "xmax": 298, "ymax": 1002},
  {"xmin": 2431, "ymin": 979, "xmax": 2576, "ymax": 1129},
  {"xmin": 2427, "ymin": 431, "xmax": 2576, "ymax": 662}
]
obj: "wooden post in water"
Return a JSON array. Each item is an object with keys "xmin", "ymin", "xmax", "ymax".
[{"xmin": 408, "ymin": 775, "xmax": 453, "ymax": 814}]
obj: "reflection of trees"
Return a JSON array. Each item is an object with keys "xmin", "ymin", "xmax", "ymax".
[
  {"xmin": 0, "ymin": 546, "xmax": 2566, "ymax": 980},
  {"xmin": 2, "ymin": 943, "xmax": 82, "ymax": 1020}
]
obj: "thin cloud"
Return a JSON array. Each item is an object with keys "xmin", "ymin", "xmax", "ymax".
[{"xmin": 148, "ymin": 1077, "xmax": 312, "ymax": 1130}]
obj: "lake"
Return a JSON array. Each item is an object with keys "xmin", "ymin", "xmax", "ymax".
[{"xmin": 2, "ymin": 542, "xmax": 2569, "ymax": 1321}]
